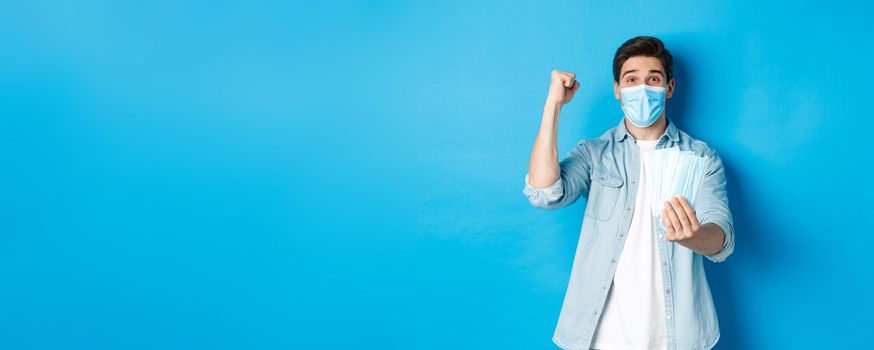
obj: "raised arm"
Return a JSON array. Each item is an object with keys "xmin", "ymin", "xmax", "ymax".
[
  {"xmin": 527, "ymin": 70, "xmax": 578, "ymax": 188},
  {"xmin": 523, "ymin": 70, "xmax": 593, "ymax": 210}
]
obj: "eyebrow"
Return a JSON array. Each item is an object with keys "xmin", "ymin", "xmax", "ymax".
[{"xmin": 621, "ymin": 69, "xmax": 666, "ymax": 79}]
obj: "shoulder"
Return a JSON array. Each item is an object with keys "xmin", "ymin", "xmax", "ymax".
[
  {"xmin": 676, "ymin": 128, "xmax": 719, "ymax": 158},
  {"xmin": 573, "ymin": 126, "xmax": 618, "ymax": 153}
]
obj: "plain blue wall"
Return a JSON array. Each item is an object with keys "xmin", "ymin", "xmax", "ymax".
[{"xmin": 1, "ymin": 1, "xmax": 872, "ymax": 349}]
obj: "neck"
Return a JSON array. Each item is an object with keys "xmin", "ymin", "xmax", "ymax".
[{"xmin": 625, "ymin": 115, "xmax": 668, "ymax": 141}]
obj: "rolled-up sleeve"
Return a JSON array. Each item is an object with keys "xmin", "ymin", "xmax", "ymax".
[
  {"xmin": 522, "ymin": 141, "xmax": 593, "ymax": 210},
  {"xmin": 696, "ymin": 149, "xmax": 735, "ymax": 263}
]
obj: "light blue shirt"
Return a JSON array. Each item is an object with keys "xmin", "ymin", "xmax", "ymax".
[{"xmin": 522, "ymin": 117, "xmax": 735, "ymax": 350}]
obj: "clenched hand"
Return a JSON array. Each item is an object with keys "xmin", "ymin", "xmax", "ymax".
[{"xmin": 546, "ymin": 69, "xmax": 580, "ymax": 105}]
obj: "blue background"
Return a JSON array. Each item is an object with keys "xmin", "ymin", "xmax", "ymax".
[{"xmin": 1, "ymin": 1, "xmax": 872, "ymax": 349}]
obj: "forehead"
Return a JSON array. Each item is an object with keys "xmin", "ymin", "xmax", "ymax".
[{"xmin": 621, "ymin": 56, "xmax": 665, "ymax": 75}]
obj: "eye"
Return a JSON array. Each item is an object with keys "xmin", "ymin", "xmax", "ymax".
[
  {"xmin": 626, "ymin": 77, "xmax": 636, "ymax": 83},
  {"xmin": 649, "ymin": 76, "xmax": 661, "ymax": 83}
]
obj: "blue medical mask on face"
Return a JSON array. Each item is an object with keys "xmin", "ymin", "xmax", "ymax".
[{"xmin": 619, "ymin": 83, "xmax": 666, "ymax": 127}]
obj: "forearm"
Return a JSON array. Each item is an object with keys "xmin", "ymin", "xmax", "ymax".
[
  {"xmin": 527, "ymin": 100, "xmax": 563, "ymax": 187},
  {"xmin": 676, "ymin": 222, "xmax": 725, "ymax": 256}
]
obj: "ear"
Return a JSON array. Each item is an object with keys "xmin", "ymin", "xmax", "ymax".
[
  {"xmin": 613, "ymin": 80, "xmax": 621, "ymax": 100},
  {"xmin": 666, "ymin": 78, "xmax": 676, "ymax": 99}
]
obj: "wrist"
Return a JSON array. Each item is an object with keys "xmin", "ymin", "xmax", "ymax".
[{"xmin": 544, "ymin": 97, "xmax": 564, "ymax": 109}]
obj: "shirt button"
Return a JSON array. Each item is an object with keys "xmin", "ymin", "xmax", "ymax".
[
  {"xmin": 611, "ymin": 259, "xmax": 616, "ymax": 263},
  {"xmin": 619, "ymin": 234, "xmax": 624, "ymax": 237},
  {"xmin": 667, "ymin": 315, "xmax": 672, "ymax": 320},
  {"xmin": 626, "ymin": 207, "xmax": 631, "ymax": 212},
  {"xmin": 658, "ymin": 234, "xmax": 663, "ymax": 239},
  {"xmin": 662, "ymin": 261, "xmax": 667, "ymax": 266}
]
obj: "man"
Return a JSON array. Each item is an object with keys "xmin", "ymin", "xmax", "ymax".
[{"xmin": 522, "ymin": 36, "xmax": 735, "ymax": 350}]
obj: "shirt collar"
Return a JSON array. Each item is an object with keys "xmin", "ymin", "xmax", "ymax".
[{"xmin": 613, "ymin": 116, "xmax": 680, "ymax": 143}]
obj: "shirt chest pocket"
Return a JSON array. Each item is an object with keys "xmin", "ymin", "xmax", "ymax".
[{"xmin": 585, "ymin": 169, "xmax": 625, "ymax": 221}]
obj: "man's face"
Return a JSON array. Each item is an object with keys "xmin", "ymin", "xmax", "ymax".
[{"xmin": 613, "ymin": 56, "xmax": 675, "ymax": 101}]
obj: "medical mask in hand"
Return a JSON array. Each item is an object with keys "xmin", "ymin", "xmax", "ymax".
[
  {"xmin": 620, "ymin": 84, "xmax": 666, "ymax": 127},
  {"xmin": 641, "ymin": 147, "xmax": 710, "ymax": 230}
]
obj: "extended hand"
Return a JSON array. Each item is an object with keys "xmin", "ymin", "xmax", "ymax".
[{"xmin": 661, "ymin": 196, "xmax": 699, "ymax": 242}]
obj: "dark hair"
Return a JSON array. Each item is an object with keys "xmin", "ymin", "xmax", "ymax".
[{"xmin": 612, "ymin": 36, "xmax": 673, "ymax": 83}]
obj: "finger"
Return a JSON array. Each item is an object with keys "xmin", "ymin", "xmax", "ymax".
[
  {"xmin": 663, "ymin": 201, "xmax": 683, "ymax": 240},
  {"xmin": 661, "ymin": 209, "xmax": 677, "ymax": 239},
  {"xmin": 663, "ymin": 208, "xmax": 681, "ymax": 241},
  {"xmin": 559, "ymin": 72, "xmax": 574, "ymax": 86},
  {"xmin": 671, "ymin": 197, "xmax": 693, "ymax": 235},
  {"xmin": 676, "ymin": 196, "xmax": 700, "ymax": 231},
  {"xmin": 571, "ymin": 80, "xmax": 580, "ymax": 92},
  {"xmin": 552, "ymin": 70, "xmax": 567, "ymax": 83}
]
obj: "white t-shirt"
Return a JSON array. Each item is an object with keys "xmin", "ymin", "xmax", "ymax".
[{"xmin": 590, "ymin": 139, "xmax": 667, "ymax": 350}]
